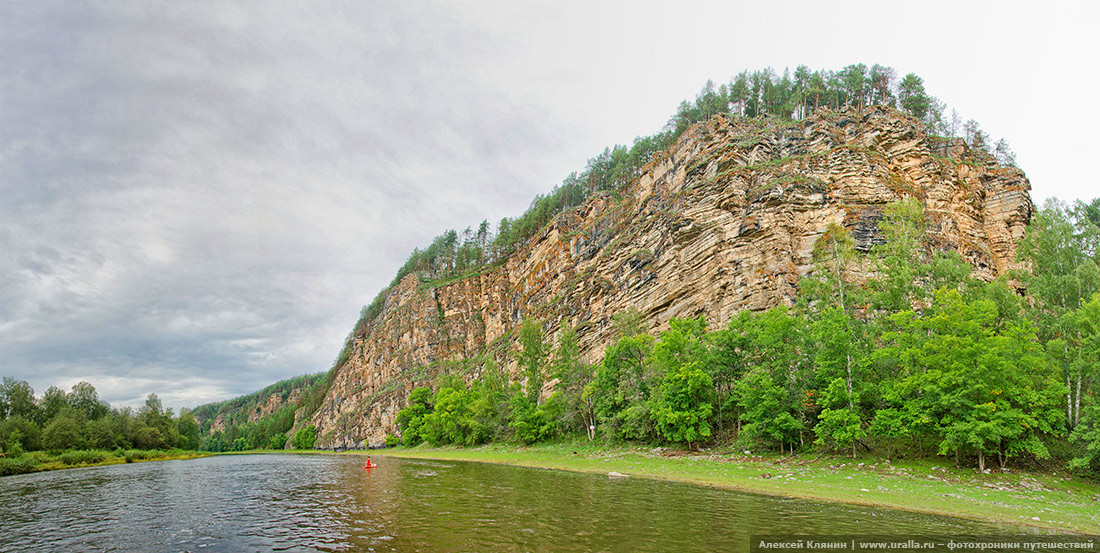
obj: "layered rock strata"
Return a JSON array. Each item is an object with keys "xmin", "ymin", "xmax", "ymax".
[{"xmin": 309, "ymin": 106, "xmax": 1034, "ymax": 448}]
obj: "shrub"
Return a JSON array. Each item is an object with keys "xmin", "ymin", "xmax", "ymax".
[
  {"xmin": 293, "ymin": 425, "xmax": 317, "ymax": 450},
  {"xmin": 58, "ymin": 450, "xmax": 108, "ymax": 466},
  {"xmin": 0, "ymin": 455, "xmax": 37, "ymax": 476},
  {"xmin": 268, "ymin": 432, "xmax": 288, "ymax": 450}
]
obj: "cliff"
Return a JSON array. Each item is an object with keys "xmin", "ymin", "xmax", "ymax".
[{"xmin": 309, "ymin": 106, "xmax": 1033, "ymax": 448}]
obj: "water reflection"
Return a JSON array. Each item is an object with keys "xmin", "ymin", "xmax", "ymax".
[{"xmin": 0, "ymin": 454, "xmax": 1047, "ymax": 552}]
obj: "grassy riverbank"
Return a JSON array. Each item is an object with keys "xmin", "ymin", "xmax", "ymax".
[
  {"xmin": 374, "ymin": 441, "xmax": 1100, "ymax": 535},
  {"xmin": 0, "ymin": 449, "xmax": 210, "ymax": 476}
]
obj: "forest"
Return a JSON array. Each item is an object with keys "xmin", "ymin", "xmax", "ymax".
[
  {"xmin": 393, "ymin": 198, "xmax": 1100, "ymax": 475},
  {"xmin": 189, "ymin": 371, "xmax": 331, "ymax": 452},
  {"xmin": 0, "ymin": 381, "xmax": 202, "ymax": 475}
]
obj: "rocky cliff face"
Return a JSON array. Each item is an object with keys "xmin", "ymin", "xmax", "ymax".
[{"xmin": 309, "ymin": 106, "xmax": 1033, "ymax": 448}]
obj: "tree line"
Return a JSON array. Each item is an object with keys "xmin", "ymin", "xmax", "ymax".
[
  {"xmin": 394, "ymin": 198, "xmax": 1100, "ymax": 474},
  {"xmin": 0, "ymin": 380, "xmax": 201, "ymax": 457},
  {"xmin": 347, "ymin": 63, "xmax": 1017, "ymax": 367},
  {"xmin": 0, "ymin": 371, "xmax": 332, "ymax": 460}
]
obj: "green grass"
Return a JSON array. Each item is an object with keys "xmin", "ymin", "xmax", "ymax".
[
  {"xmin": 0, "ymin": 449, "xmax": 210, "ymax": 477},
  {"xmin": 373, "ymin": 441, "xmax": 1100, "ymax": 536}
]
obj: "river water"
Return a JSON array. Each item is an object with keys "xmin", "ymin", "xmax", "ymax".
[{"xmin": 0, "ymin": 454, "xmax": 1057, "ymax": 552}]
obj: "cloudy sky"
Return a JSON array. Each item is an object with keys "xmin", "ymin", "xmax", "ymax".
[{"xmin": 1, "ymin": 1, "xmax": 1096, "ymax": 411}]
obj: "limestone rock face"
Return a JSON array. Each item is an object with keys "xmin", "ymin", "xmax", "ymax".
[
  {"xmin": 308, "ymin": 107, "xmax": 1033, "ymax": 448},
  {"xmin": 246, "ymin": 390, "xmax": 300, "ymax": 424}
]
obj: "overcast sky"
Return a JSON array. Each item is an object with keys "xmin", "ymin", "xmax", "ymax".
[{"xmin": 1, "ymin": 1, "xmax": 1096, "ymax": 411}]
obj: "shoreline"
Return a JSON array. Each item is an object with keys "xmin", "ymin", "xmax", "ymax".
[
  {"xmin": 0, "ymin": 450, "xmax": 211, "ymax": 477},
  {"xmin": 364, "ymin": 442, "xmax": 1100, "ymax": 536}
]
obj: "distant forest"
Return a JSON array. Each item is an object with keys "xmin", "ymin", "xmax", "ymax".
[
  {"xmin": 189, "ymin": 372, "xmax": 330, "ymax": 452},
  {"xmin": 344, "ymin": 63, "xmax": 1016, "ymax": 368}
]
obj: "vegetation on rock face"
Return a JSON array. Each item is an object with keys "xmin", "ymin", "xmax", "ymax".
[
  {"xmin": 390, "ymin": 198, "xmax": 1100, "ymax": 478},
  {"xmin": 189, "ymin": 372, "xmax": 331, "ymax": 452},
  {"xmin": 346, "ymin": 64, "xmax": 1017, "ymax": 351}
]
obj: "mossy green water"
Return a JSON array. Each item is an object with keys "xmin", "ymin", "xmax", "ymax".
[{"xmin": 371, "ymin": 441, "xmax": 1100, "ymax": 536}]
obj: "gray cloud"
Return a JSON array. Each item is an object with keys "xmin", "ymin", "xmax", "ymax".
[
  {"xmin": 2, "ymin": 1, "xmax": 1096, "ymax": 412},
  {"xmin": 0, "ymin": 2, "xmax": 569, "ymax": 410}
]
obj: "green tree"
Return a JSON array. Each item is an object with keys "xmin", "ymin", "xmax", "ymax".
[
  {"xmin": 509, "ymin": 390, "xmax": 565, "ymax": 444},
  {"xmin": 396, "ymin": 387, "xmax": 434, "ymax": 446},
  {"xmin": 869, "ymin": 199, "xmax": 928, "ymax": 312},
  {"xmin": 1017, "ymin": 200, "xmax": 1100, "ymax": 427},
  {"xmin": 963, "ymin": 119, "xmax": 988, "ymax": 151},
  {"xmin": 86, "ymin": 416, "xmax": 120, "ymax": 449},
  {"xmin": 707, "ymin": 311, "xmax": 755, "ymax": 438},
  {"xmin": 897, "ymin": 73, "xmax": 930, "ymax": 120},
  {"xmin": 518, "ymin": 318, "xmax": 547, "ymax": 405},
  {"xmin": 293, "ymin": 425, "xmax": 318, "ymax": 449},
  {"xmin": 813, "ymin": 378, "xmax": 865, "ymax": 458},
  {"xmin": 652, "ymin": 317, "xmax": 708, "ymax": 376},
  {"xmin": 1070, "ymin": 401, "xmax": 1100, "ymax": 472},
  {"xmin": 880, "ymin": 290, "xmax": 1064, "ymax": 469},
  {"xmin": 41, "ymin": 386, "xmax": 69, "ymax": 422},
  {"xmin": 267, "ymin": 432, "xmax": 287, "ymax": 450},
  {"xmin": 552, "ymin": 326, "xmax": 595, "ymax": 438},
  {"xmin": 736, "ymin": 368, "xmax": 802, "ymax": 454},
  {"xmin": 421, "ymin": 383, "xmax": 485, "ymax": 446},
  {"xmin": 868, "ymin": 407, "xmax": 910, "ymax": 461},
  {"xmin": 866, "ymin": 199, "xmax": 972, "ymax": 314},
  {"xmin": 841, "ymin": 64, "xmax": 867, "ymax": 112},
  {"xmin": 139, "ymin": 393, "xmax": 178, "ymax": 449},
  {"xmin": 804, "ymin": 223, "xmax": 859, "ymax": 310},
  {"xmin": 994, "ymin": 138, "xmax": 1017, "ymax": 167},
  {"xmin": 0, "ymin": 378, "xmax": 40, "ymax": 422},
  {"xmin": 69, "ymin": 381, "xmax": 108, "ymax": 421},
  {"xmin": 591, "ymin": 333, "xmax": 656, "ymax": 441},
  {"xmin": 810, "ymin": 306, "xmax": 865, "ymax": 405},
  {"xmin": 176, "ymin": 410, "xmax": 201, "ymax": 450},
  {"xmin": 725, "ymin": 306, "xmax": 815, "ymax": 448},
  {"xmin": 0, "ymin": 415, "xmax": 41, "ymax": 453},
  {"xmin": 611, "ymin": 308, "xmax": 645, "ymax": 338},
  {"xmin": 42, "ymin": 409, "xmax": 85, "ymax": 451},
  {"xmin": 868, "ymin": 64, "xmax": 896, "ymax": 106},
  {"xmin": 652, "ymin": 362, "xmax": 713, "ymax": 447}
]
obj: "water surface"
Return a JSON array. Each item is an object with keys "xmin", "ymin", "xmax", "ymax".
[{"xmin": 0, "ymin": 454, "xmax": 1051, "ymax": 552}]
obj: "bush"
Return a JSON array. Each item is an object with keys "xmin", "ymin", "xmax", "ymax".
[
  {"xmin": 510, "ymin": 392, "xmax": 565, "ymax": 445},
  {"xmin": 58, "ymin": 449, "xmax": 108, "ymax": 466},
  {"xmin": 384, "ymin": 434, "xmax": 400, "ymax": 448},
  {"xmin": 268, "ymin": 432, "xmax": 288, "ymax": 450},
  {"xmin": 0, "ymin": 455, "xmax": 37, "ymax": 476},
  {"xmin": 124, "ymin": 449, "xmax": 150, "ymax": 462},
  {"xmin": 293, "ymin": 425, "xmax": 317, "ymax": 450},
  {"xmin": 1, "ymin": 436, "xmax": 25, "ymax": 458},
  {"xmin": 42, "ymin": 414, "xmax": 85, "ymax": 452}
]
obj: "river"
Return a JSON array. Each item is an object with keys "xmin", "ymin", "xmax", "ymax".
[{"xmin": 0, "ymin": 453, "xmax": 1057, "ymax": 552}]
